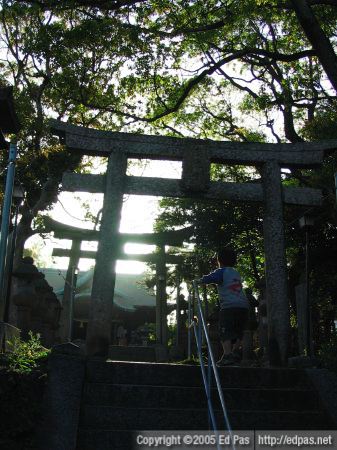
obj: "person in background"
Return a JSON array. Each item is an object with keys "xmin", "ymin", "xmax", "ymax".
[
  {"xmin": 242, "ymin": 288, "xmax": 259, "ymax": 362},
  {"xmin": 116, "ymin": 323, "xmax": 127, "ymax": 346},
  {"xmin": 245, "ymin": 288, "xmax": 259, "ymax": 333},
  {"xmin": 197, "ymin": 248, "xmax": 249, "ymax": 366}
]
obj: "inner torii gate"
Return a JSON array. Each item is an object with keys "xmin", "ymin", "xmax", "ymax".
[
  {"xmin": 51, "ymin": 119, "xmax": 334, "ymax": 363},
  {"xmin": 44, "ymin": 217, "xmax": 186, "ymax": 347}
]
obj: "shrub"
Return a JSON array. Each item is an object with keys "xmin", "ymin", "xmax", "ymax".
[{"xmin": 5, "ymin": 331, "xmax": 50, "ymax": 374}]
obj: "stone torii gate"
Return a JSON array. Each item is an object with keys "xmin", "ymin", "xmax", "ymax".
[
  {"xmin": 44, "ymin": 217, "xmax": 186, "ymax": 347},
  {"xmin": 51, "ymin": 119, "xmax": 334, "ymax": 363}
]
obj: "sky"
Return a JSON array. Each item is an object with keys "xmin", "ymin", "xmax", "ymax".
[{"xmin": 26, "ymin": 159, "xmax": 183, "ymax": 274}]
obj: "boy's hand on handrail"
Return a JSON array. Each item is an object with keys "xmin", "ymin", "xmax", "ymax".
[{"xmin": 188, "ymin": 316, "xmax": 199, "ymax": 328}]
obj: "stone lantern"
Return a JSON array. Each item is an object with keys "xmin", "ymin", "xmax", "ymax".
[
  {"xmin": 11, "ymin": 259, "xmax": 42, "ymax": 338},
  {"xmin": 33, "ymin": 274, "xmax": 62, "ymax": 347}
]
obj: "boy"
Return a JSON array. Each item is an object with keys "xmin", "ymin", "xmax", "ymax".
[{"xmin": 198, "ymin": 248, "xmax": 248, "ymax": 366}]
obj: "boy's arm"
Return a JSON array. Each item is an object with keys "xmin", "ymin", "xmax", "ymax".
[{"xmin": 198, "ymin": 268, "xmax": 224, "ymax": 285}]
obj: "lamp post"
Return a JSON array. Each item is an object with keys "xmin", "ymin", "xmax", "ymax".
[
  {"xmin": 299, "ymin": 214, "xmax": 314, "ymax": 357},
  {"xmin": 0, "ymin": 143, "xmax": 18, "ymax": 320},
  {"xmin": 0, "ymin": 86, "xmax": 21, "ymax": 321},
  {"xmin": 3, "ymin": 184, "xmax": 25, "ymax": 323}
]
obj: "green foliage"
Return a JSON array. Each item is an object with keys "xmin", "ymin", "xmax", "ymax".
[
  {"xmin": 5, "ymin": 332, "xmax": 50, "ymax": 374},
  {"xmin": 302, "ymin": 106, "xmax": 337, "ymax": 141},
  {"xmin": 144, "ymin": 322, "xmax": 156, "ymax": 343},
  {"xmin": 319, "ymin": 331, "xmax": 337, "ymax": 373}
]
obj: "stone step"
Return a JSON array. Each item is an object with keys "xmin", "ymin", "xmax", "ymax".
[
  {"xmin": 80, "ymin": 406, "xmax": 329, "ymax": 431},
  {"xmin": 77, "ymin": 429, "xmax": 135, "ymax": 450},
  {"xmin": 86, "ymin": 360, "xmax": 310, "ymax": 389},
  {"xmin": 83, "ymin": 382, "xmax": 319, "ymax": 412},
  {"xmin": 108, "ymin": 345, "xmax": 156, "ymax": 362}
]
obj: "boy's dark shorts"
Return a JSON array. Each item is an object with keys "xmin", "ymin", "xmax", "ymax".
[{"xmin": 219, "ymin": 307, "xmax": 248, "ymax": 342}]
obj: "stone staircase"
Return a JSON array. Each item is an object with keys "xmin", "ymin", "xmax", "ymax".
[
  {"xmin": 76, "ymin": 360, "xmax": 332, "ymax": 450},
  {"xmin": 108, "ymin": 345, "xmax": 156, "ymax": 362}
]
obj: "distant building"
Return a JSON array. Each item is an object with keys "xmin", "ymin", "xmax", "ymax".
[{"xmin": 40, "ymin": 268, "xmax": 156, "ymax": 341}]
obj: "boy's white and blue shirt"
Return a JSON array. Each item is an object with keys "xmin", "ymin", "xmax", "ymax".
[{"xmin": 199, "ymin": 267, "xmax": 248, "ymax": 310}]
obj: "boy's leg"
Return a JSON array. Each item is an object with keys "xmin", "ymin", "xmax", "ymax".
[
  {"xmin": 232, "ymin": 309, "xmax": 249, "ymax": 362},
  {"xmin": 217, "ymin": 309, "xmax": 237, "ymax": 365},
  {"xmin": 218, "ymin": 310, "xmax": 231, "ymax": 361},
  {"xmin": 232, "ymin": 338, "xmax": 243, "ymax": 362},
  {"xmin": 232, "ymin": 339, "xmax": 242, "ymax": 351},
  {"xmin": 217, "ymin": 341, "xmax": 236, "ymax": 365},
  {"xmin": 221, "ymin": 339, "xmax": 232, "ymax": 355}
]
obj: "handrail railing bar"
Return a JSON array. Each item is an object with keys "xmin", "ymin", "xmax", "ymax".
[
  {"xmin": 197, "ymin": 306, "xmax": 202, "ymax": 361},
  {"xmin": 193, "ymin": 281, "xmax": 235, "ymax": 449},
  {"xmin": 192, "ymin": 321, "xmax": 221, "ymax": 450},
  {"xmin": 203, "ymin": 285, "xmax": 208, "ymax": 347},
  {"xmin": 187, "ymin": 292, "xmax": 192, "ymax": 359}
]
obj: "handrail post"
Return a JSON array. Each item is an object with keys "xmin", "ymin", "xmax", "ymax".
[
  {"xmin": 202, "ymin": 286, "xmax": 212, "ymax": 428},
  {"xmin": 207, "ymin": 322, "xmax": 212, "ymax": 429},
  {"xmin": 192, "ymin": 280, "xmax": 236, "ymax": 450}
]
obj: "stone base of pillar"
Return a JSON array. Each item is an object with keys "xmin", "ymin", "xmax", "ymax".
[
  {"xmin": 268, "ymin": 336, "xmax": 283, "ymax": 366},
  {"xmin": 288, "ymin": 355, "xmax": 320, "ymax": 369},
  {"xmin": 154, "ymin": 344, "xmax": 168, "ymax": 362},
  {"xmin": 169, "ymin": 345, "xmax": 185, "ymax": 360},
  {"xmin": 240, "ymin": 359, "xmax": 258, "ymax": 367},
  {"xmin": 242, "ymin": 330, "xmax": 255, "ymax": 360},
  {"xmin": 36, "ymin": 342, "xmax": 85, "ymax": 450}
]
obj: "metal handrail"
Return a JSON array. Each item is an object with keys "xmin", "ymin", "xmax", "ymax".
[{"xmin": 190, "ymin": 280, "xmax": 235, "ymax": 450}]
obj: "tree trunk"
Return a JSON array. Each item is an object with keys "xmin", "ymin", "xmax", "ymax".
[
  {"xmin": 13, "ymin": 177, "xmax": 60, "ymax": 267},
  {"xmin": 291, "ymin": 0, "xmax": 337, "ymax": 92}
]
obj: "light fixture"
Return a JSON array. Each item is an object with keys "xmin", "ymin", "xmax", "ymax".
[
  {"xmin": 12, "ymin": 184, "xmax": 24, "ymax": 205},
  {"xmin": 299, "ymin": 215, "xmax": 314, "ymax": 230}
]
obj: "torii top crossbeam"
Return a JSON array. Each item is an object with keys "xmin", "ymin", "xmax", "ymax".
[
  {"xmin": 50, "ymin": 119, "xmax": 335, "ymax": 167},
  {"xmin": 50, "ymin": 119, "xmax": 335, "ymax": 207},
  {"xmin": 44, "ymin": 217, "xmax": 192, "ymax": 246}
]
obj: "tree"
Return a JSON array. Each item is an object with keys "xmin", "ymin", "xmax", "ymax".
[
  {"xmin": 6, "ymin": 0, "xmax": 337, "ymax": 143},
  {"xmin": 0, "ymin": 1, "xmax": 130, "ymax": 263}
]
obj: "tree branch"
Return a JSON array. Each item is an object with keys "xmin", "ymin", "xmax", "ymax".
[
  {"xmin": 70, "ymin": 50, "xmax": 255, "ymax": 123},
  {"xmin": 290, "ymin": 0, "xmax": 337, "ymax": 92}
]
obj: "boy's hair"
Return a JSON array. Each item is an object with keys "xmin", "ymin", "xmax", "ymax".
[{"xmin": 217, "ymin": 248, "xmax": 237, "ymax": 266}]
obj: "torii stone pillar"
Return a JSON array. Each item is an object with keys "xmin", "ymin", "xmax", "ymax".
[
  {"xmin": 155, "ymin": 245, "xmax": 167, "ymax": 346},
  {"xmin": 262, "ymin": 161, "xmax": 289, "ymax": 365},
  {"xmin": 86, "ymin": 151, "xmax": 127, "ymax": 356},
  {"xmin": 58, "ymin": 239, "xmax": 80, "ymax": 342}
]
